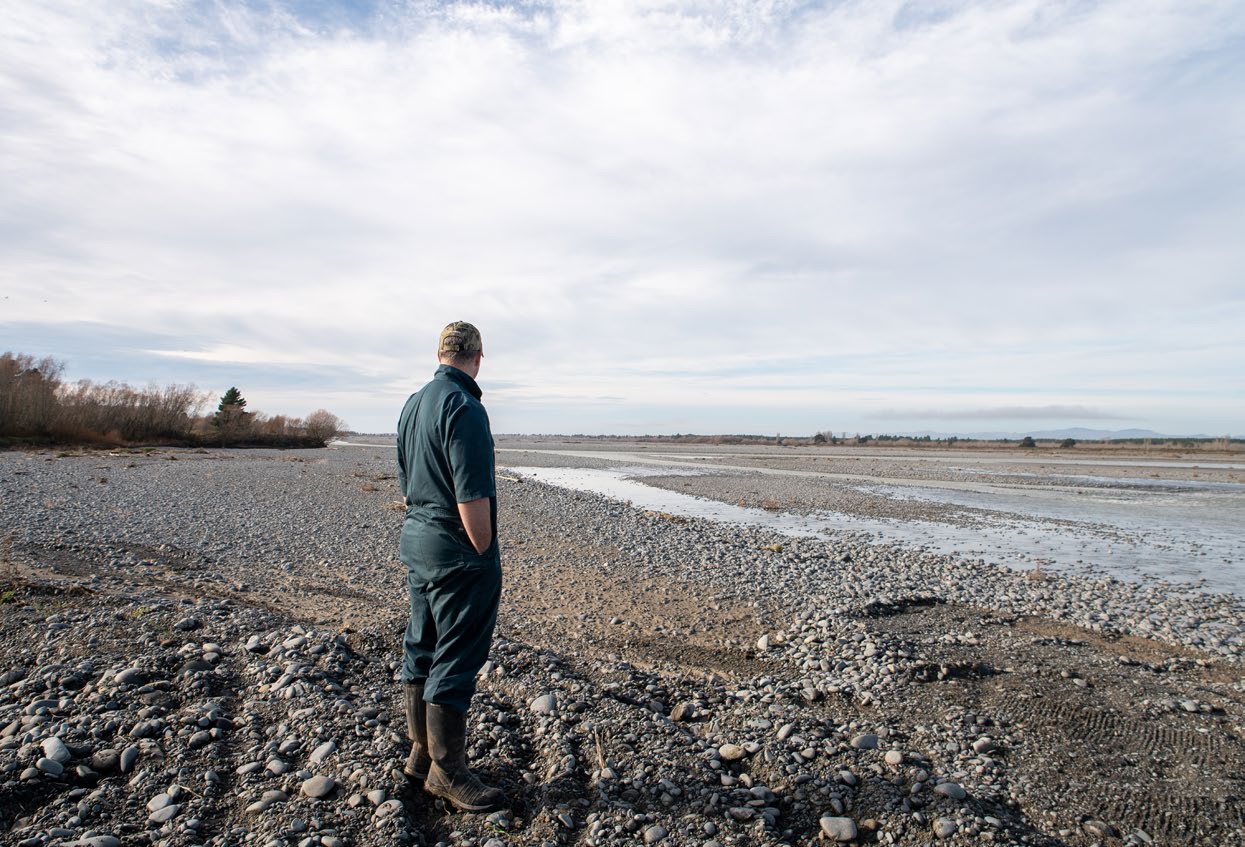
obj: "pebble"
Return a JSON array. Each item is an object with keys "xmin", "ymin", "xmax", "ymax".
[
  {"xmin": 309, "ymin": 740, "xmax": 337, "ymax": 764},
  {"xmin": 934, "ymin": 781, "xmax": 967, "ymax": 800},
  {"xmin": 972, "ymin": 736, "xmax": 997, "ymax": 754},
  {"xmin": 717, "ymin": 743, "xmax": 745, "ymax": 761},
  {"xmin": 529, "ymin": 692, "xmax": 558, "ymax": 715},
  {"xmin": 148, "ymin": 803, "xmax": 180, "ymax": 824},
  {"xmin": 643, "ymin": 824, "xmax": 668, "ymax": 844},
  {"xmin": 119, "ymin": 745, "xmax": 139, "ymax": 773},
  {"xmin": 35, "ymin": 757, "xmax": 63, "ymax": 776},
  {"xmin": 114, "ymin": 668, "xmax": 145, "ymax": 686},
  {"xmin": 40, "ymin": 736, "xmax": 71, "ymax": 763},
  {"xmin": 301, "ymin": 775, "xmax": 336, "ymax": 799},
  {"xmin": 933, "ymin": 817, "xmax": 958, "ymax": 838},
  {"xmin": 146, "ymin": 792, "xmax": 173, "ymax": 812},
  {"xmin": 820, "ymin": 816, "xmax": 858, "ymax": 842},
  {"xmin": 850, "ymin": 733, "xmax": 879, "ymax": 749},
  {"xmin": 884, "ymin": 749, "xmax": 904, "ymax": 765}
]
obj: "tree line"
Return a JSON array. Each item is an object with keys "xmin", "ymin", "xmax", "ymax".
[{"xmin": 0, "ymin": 352, "xmax": 344, "ymax": 448}]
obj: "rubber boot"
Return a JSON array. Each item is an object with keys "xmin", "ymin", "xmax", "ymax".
[
  {"xmin": 402, "ymin": 683, "xmax": 431, "ymax": 782},
  {"xmin": 425, "ymin": 703, "xmax": 507, "ymax": 812}
]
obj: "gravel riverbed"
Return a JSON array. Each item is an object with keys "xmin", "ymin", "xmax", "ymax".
[{"xmin": 0, "ymin": 445, "xmax": 1242, "ymax": 847}]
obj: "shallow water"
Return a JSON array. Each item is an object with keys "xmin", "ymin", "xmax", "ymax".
[{"xmin": 506, "ymin": 463, "xmax": 1245, "ymax": 597}]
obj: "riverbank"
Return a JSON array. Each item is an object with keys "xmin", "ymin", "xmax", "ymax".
[{"xmin": 0, "ymin": 446, "xmax": 1241, "ymax": 846}]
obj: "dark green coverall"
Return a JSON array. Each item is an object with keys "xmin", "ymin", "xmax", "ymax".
[{"xmin": 396, "ymin": 364, "xmax": 500, "ymax": 712}]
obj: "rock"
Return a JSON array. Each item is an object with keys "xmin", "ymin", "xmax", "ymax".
[
  {"xmin": 114, "ymin": 668, "xmax": 146, "ymax": 686},
  {"xmin": 91, "ymin": 749, "xmax": 120, "ymax": 772},
  {"xmin": 972, "ymin": 736, "xmax": 997, "ymax": 754},
  {"xmin": 119, "ymin": 744, "xmax": 140, "ymax": 773},
  {"xmin": 529, "ymin": 693, "xmax": 558, "ymax": 715},
  {"xmin": 149, "ymin": 803, "xmax": 180, "ymax": 825},
  {"xmin": 884, "ymin": 750, "xmax": 904, "ymax": 765},
  {"xmin": 727, "ymin": 807, "xmax": 754, "ymax": 821},
  {"xmin": 756, "ymin": 634, "xmax": 771, "ymax": 650},
  {"xmin": 36, "ymin": 757, "xmax": 64, "ymax": 776},
  {"xmin": 41, "ymin": 736, "xmax": 72, "ymax": 763},
  {"xmin": 301, "ymin": 774, "xmax": 336, "ymax": 799},
  {"xmin": 244, "ymin": 635, "xmax": 269, "ymax": 654},
  {"xmin": 643, "ymin": 825, "xmax": 667, "ymax": 844},
  {"xmin": 933, "ymin": 817, "xmax": 957, "ymax": 838},
  {"xmin": 309, "ymin": 741, "xmax": 336, "ymax": 764},
  {"xmin": 669, "ymin": 702, "xmax": 695, "ymax": 722},
  {"xmin": 718, "ymin": 743, "xmax": 745, "ymax": 762},
  {"xmin": 934, "ymin": 781, "xmax": 967, "ymax": 800},
  {"xmin": 174, "ymin": 616, "xmax": 200, "ymax": 631},
  {"xmin": 146, "ymin": 792, "xmax": 173, "ymax": 812},
  {"xmin": 850, "ymin": 733, "xmax": 878, "ymax": 749},
  {"xmin": 820, "ymin": 816, "xmax": 858, "ymax": 842},
  {"xmin": 188, "ymin": 730, "xmax": 211, "ymax": 748},
  {"xmin": 61, "ymin": 838, "xmax": 120, "ymax": 847},
  {"xmin": 374, "ymin": 798, "xmax": 403, "ymax": 817},
  {"xmin": 366, "ymin": 789, "xmax": 386, "ymax": 805}
]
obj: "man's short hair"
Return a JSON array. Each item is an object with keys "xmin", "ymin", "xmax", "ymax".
[{"xmin": 438, "ymin": 321, "xmax": 483, "ymax": 363}]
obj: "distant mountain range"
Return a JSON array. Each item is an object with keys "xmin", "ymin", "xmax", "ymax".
[{"xmin": 896, "ymin": 427, "xmax": 1211, "ymax": 441}]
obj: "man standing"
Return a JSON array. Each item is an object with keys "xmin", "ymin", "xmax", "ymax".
[{"xmin": 395, "ymin": 321, "xmax": 505, "ymax": 812}]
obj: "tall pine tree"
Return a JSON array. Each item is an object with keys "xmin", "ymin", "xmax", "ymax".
[{"xmin": 212, "ymin": 387, "xmax": 250, "ymax": 430}]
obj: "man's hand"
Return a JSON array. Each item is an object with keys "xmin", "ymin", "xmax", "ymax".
[{"xmin": 457, "ymin": 497, "xmax": 493, "ymax": 555}]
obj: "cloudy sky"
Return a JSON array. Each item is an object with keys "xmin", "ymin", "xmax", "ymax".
[{"xmin": 3, "ymin": 0, "xmax": 1242, "ymax": 436}]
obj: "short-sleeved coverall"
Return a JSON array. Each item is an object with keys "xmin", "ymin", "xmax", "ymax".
[{"xmin": 396, "ymin": 364, "xmax": 500, "ymax": 712}]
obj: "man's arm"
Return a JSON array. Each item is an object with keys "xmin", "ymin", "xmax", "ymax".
[{"xmin": 458, "ymin": 497, "xmax": 493, "ymax": 554}]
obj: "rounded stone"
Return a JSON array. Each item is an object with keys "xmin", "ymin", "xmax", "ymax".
[
  {"xmin": 148, "ymin": 803, "xmax": 180, "ymax": 825},
  {"xmin": 850, "ymin": 733, "xmax": 879, "ymax": 750},
  {"xmin": 41, "ymin": 736, "xmax": 72, "ymax": 764},
  {"xmin": 90, "ymin": 749, "xmax": 120, "ymax": 772},
  {"xmin": 934, "ymin": 781, "xmax": 967, "ymax": 801},
  {"xmin": 36, "ymin": 757, "xmax": 64, "ymax": 776},
  {"xmin": 301, "ymin": 774, "xmax": 336, "ymax": 799},
  {"xmin": 820, "ymin": 816, "xmax": 858, "ymax": 842},
  {"xmin": 643, "ymin": 825, "xmax": 667, "ymax": 844},
  {"xmin": 529, "ymin": 693, "xmax": 558, "ymax": 715},
  {"xmin": 933, "ymin": 817, "xmax": 957, "ymax": 838}
]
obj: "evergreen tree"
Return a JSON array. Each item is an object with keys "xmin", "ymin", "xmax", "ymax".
[{"xmin": 212, "ymin": 387, "xmax": 250, "ymax": 430}]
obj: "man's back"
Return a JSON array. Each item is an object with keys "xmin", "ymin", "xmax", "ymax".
[{"xmin": 396, "ymin": 364, "xmax": 495, "ymax": 519}]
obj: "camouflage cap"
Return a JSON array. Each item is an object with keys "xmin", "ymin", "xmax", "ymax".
[{"xmin": 438, "ymin": 321, "xmax": 483, "ymax": 357}]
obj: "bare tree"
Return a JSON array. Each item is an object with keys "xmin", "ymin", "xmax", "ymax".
[{"xmin": 305, "ymin": 409, "xmax": 345, "ymax": 445}]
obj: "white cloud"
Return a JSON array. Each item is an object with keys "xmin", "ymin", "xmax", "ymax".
[{"xmin": 1, "ymin": 0, "xmax": 1242, "ymax": 434}]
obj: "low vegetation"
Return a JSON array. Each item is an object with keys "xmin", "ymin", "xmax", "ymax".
[{"xmin": 1, "ymin": 352, "xmax": 345, "ymax": 448}]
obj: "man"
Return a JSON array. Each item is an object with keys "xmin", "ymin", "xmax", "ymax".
[{"xmin": 395, "ymin": 321, "xmax": 505, "ymax": 812}]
